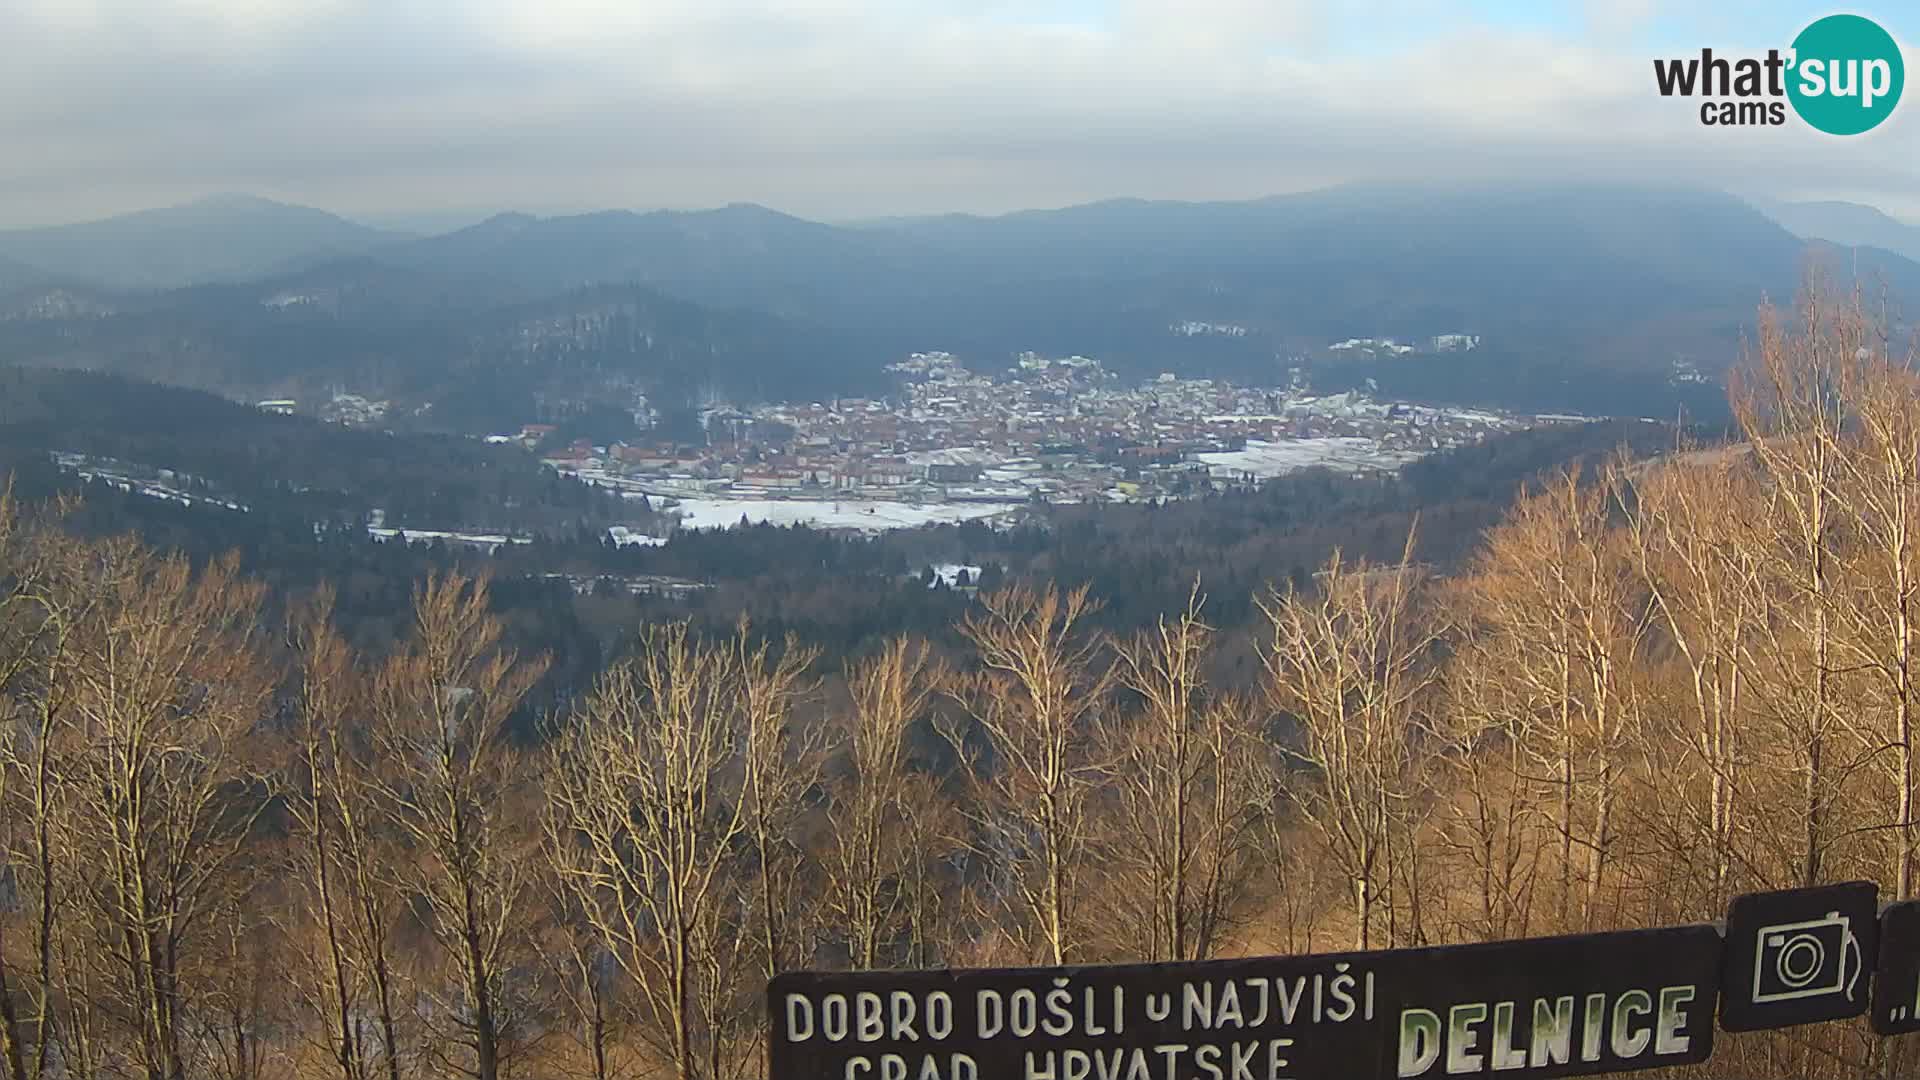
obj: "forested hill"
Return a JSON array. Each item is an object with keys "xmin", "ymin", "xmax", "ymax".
[
  {"xmin": 0, "ymin": 356, "xmax": 1683, "ymax": 680},
  {"xmin": 504, "ymin": 416, "xmax": 1685, "ymax": 654},
  {"xmin": 3, "ymin": 185, "xmax": 1916, "ymax": 426},
  {"xmin": 385, "ymin": 185, "xmax": 1920, "ymax": 405},
  {"xmin": 0, "ymin": 268, "xmax": 893, "ymax": 431},
  {"xmin": 0, "ymin": 367, "xmax": 644, "ymax": 534}
]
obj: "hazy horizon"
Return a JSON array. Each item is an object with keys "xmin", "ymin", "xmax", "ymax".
[
  {"xmin": 4, "ymin": 0, "xmax": 1916, "ymax": 230},
  {"xmin": 4, "ymin": 181, "xmax": 1918, "ymax": 238}
]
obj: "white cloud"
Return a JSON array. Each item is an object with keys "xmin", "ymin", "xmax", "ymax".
[
  {"xmin": 0, "ymin": 0, "xmax": 1915, "ymax": 225},
  {"xmin": 1583, "ymin": 0, "xmax": 1659, "ymax": 38}
]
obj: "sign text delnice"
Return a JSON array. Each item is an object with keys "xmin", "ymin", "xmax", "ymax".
[
  {"xmin": 770, "ymin": 926, "xmax": 1720, "ymax": 1080},
  {"xmin": 770, "ymin": 882, "xmax": 1920, "ymax": 1080}
]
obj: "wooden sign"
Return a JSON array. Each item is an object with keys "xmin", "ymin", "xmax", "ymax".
[
  {"xmin": 1871, "ymin": 899, "xmax": 1920, "ymax": 1035},
  {"xmin": 768, "ymin": 925, "xmax": 1721, "ymax": 1080}
]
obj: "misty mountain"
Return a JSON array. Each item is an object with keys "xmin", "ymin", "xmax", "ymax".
[
  {"xmin": 885, "ymin": 185, "xmax": 1797, "ymax": 285},
  {"xmin": 391, "ymin": 203, "xmax": 921, "ymax": 319},
  {"xmin": 863, "ymin": 184, "xmax": 1815, "ymax": 354},
  {"xmin": 4, "ymin": 185, "xmax": 1916, "ymax": 427},
  {"xmin": 0, "ymin": 194, "xmax": 407, "ymax": 289},
  {"xmin": 1759, "ymin": 200, "xmax": 1920, "ymax": 265},
  {"xmin": 388, "ymin": 185, "xmax": 1823, "ymax": 319},
  {"xmin": 0, "ymin": 260, "xmax": 890, "ymax": 432},
  {"xmin": 381, "ymin": 185, "xmax": 1915, "ymax": 389},
  {"xmin": 0, "ymin": 254, "xmax": 48, "ymax": 294}
]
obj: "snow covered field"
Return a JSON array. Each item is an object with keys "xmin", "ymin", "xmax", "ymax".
[
  {"xmin": 669, "ymin": 497, "xmax": 1016, "ymax": 533},
  {"xmin": 368, "ymin": 527, "xmax": 532, "ymax": 551},
  {"xmin": 660, "ymin": 439, "xmax": 1429, "ymax": 534},
  {"xmin": 1194, "ymin": 437, "xmax": 1424, "ymax": 478},
  {"xmin": 50, "ymin": 453, "xmax": 249, "ymax": 512},
  {"xmin": 607, "ymin": 526, "xmax": 670, "ymax": 547}
]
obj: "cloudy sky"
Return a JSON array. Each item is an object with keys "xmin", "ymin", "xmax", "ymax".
[{"xmin": 2, "ymin": 0, "xmax": 1915, "ymax": 228}]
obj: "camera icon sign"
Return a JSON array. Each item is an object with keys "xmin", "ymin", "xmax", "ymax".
[
  {"xmin": 1752, "ymin": 912, "xmax": 1863, "ymax": 1005},
  {"xmin": 1722, "ymin": 881, "xmax": 1878, "ymax": 1032}
]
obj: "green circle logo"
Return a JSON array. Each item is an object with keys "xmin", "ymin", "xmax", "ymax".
[{"xmin": 1787, "ymin": 14, "xmax": 1904, "ymax": 135}]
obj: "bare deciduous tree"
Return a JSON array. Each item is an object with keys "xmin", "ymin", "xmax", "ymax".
[
  {"xmin": 1262, "ymin": 540, "xmax": 1438, "ymax": 949},
  {"xmin": 55, "ymin": 549, "xmax": 275, "ymax": 1080},
  {"xmin": 824, "ymin": 637, "xmax": 944, "ymax": 969},
  {"xmin": 1429, "ymin": 630, "xmax": 1545, "ymax": 943},
  {"xmin": 282, "ymin": 588, "xmax": 373, "ymax": 1080},
  {"xmin": 732, "ymin": 624, "xmax": 822, "ymax": 978},
  {"xmin": 1103, "ymin": 586, "xmax": 1262, "ymax": 961},
  {"xmin": 1458, "ymin": 469, "xmax": 1644, "ymax": 928},
  {"xmin": 547, "ymin": 622, "xmax": 748, "ymax": 1080},
  {"xmin": 0, "ymin": 488, "xmax": 75, "ymax": 1080},
  {"xmin": 943, "ymin": 584, "xmax": 1108, "ymax": 965},
  {"xmin": 1830, "ymin": 341, "xmax": 1920, "ymax": 898},
  {"xmin": 365, "ymin": 573, "xmax": 546, "ymax": 1080},
  {"xmin": 1628, "ymin": 456, "xmax": 1770, "ymax": 904},
  {"xmin": 1732, "ymin": 285, "xmax": 1860, "ymax": 887}
]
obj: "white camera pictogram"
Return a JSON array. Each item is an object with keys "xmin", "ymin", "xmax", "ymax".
[{"xmin": 1752, "ymin": 911, "xmax": 1863, "ymax": 1005}]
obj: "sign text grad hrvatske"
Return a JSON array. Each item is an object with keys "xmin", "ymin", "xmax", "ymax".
[{"xmin": 767, "ymin": 924, "xmax": 1720, "ymax": 1080}]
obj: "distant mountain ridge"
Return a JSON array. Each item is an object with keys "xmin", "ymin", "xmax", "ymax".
[
  {"xmin": 1759, "ymin": 199, "xmax": 1920, "ymax": 264},
  {"xmin": 12, "ymin": 186, "xmax": 1917, "ymax": 315},
  {"xmin": 386, "ymin": 202, "xmax": 924, "ymax": 321},
  {"xmin": 0, "ymin": 195, "xmax": 408, "ymax": 289},
  {"xmin": 377, "ymin": 184, "xmax": 1895, "ymax": 359},
  {"xmin": 2, "ymin": 185, "xmax": 1917, "ymax": 426}
]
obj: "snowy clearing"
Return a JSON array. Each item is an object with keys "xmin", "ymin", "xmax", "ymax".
[
  {"xmin": 669, "ymin": 497, "xmax": 1016, "ymax": 533},
  {"xmin": 1193, "ymin": 438, "xmax": 1424, "ymax": 478}
]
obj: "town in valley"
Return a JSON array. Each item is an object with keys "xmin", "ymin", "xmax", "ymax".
[{"xmin": 524, "ymin": 347, "xmax": 1568, "ymax": 541}]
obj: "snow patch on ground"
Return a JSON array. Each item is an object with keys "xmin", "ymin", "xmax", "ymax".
[
  {"xmin": 927, "ymin": 563, "xmax": 984, "ymax": 588},
  {"xmin": 607, "ymin": 526, "xmax": 669, "ymax": 547},
  {"xmin": 670, "ymin": 498, "xmax": 1015, "ymax": 533},
  {"xmin": 1193, "ymin": 438, "xmax": 1423, "ymax": 478},
  {"xmin": 368, "ymin": 528, "xmax": 531, "ymax": 550}
]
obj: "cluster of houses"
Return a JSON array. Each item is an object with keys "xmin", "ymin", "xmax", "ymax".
[{"xmin": 521, "ymin": 351, "xmax": 1536, "ymax": 514}]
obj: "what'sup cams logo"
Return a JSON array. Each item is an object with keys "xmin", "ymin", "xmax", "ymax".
[{"xmin": 1654, "ymin": 13, "xmax": 1904, "ymax": 133}]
